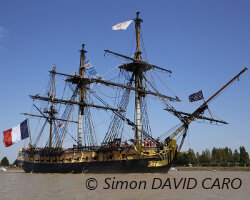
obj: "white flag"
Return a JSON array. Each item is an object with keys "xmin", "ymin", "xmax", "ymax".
[{"xmin": 112, "ymin": 20, "xmax": 133, "ymax": 30}]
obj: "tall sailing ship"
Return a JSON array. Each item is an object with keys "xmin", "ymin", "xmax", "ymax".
[{"xmin": 17, "ymin": 12, "xmax": 247, "ymax": 173}]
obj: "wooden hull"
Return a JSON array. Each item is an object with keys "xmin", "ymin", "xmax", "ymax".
[
  {"xmin": 20, "ymin": 140, "xmax": 177, "ymax": 173},
  {"xmin": 22, "ymin": 158, "xmax": 173, "ymax": 173}
]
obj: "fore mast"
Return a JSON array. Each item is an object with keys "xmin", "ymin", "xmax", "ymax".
[{"xmin": 134, "ymin": 12, "xmax": 143, "ymax": 145}]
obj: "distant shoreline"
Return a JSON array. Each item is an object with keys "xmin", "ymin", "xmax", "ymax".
[
  {"xmin": 174, "ymin": 166, "xmax": 250, "ymax": 171},
  {"xmin": 2, "ymin": 166, "xmax": 250, "ymax": 173}
]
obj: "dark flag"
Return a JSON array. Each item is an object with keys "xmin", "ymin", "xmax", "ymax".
[{"xmin": 189, "ymin": 90, "xmax": 204, "ymax": 102}]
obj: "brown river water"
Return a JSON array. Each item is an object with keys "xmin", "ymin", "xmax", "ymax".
[{"xmin": 0, "ymin": 170, "xmax": 249, "ymax": 200}]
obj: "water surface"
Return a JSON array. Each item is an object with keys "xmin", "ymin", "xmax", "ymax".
[{"xmin": 0, "ymin": 170, "xmax": 249, "ymax": 200}]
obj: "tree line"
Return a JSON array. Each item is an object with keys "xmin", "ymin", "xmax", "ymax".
[
  {"xmin": 0, "ymin": 157, "xmax": 18, "ymax": 167},
  {"xmin": 174, "ymin": 146, "xmax": 249, "ymax": 167}
]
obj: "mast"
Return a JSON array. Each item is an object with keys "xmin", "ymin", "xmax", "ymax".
[
  {"xmin": 78, "ymin": 44, "xmax": 87, "ymax": 146},
  {"xmin": 49, "ymin": 64, "xmax": 56, "ymax": 150},
  {"xmin": 134, "ymin": 12, "xmax": 143, "ymax": 144}
]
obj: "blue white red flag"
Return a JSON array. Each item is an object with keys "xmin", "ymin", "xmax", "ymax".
[
  {"xmin": 3, "ymin": 119, "xmax": 30, "ymax": 147},
  {"xmin": 189, "ymin": 90, "xmax": 204, "ymax": 102}
]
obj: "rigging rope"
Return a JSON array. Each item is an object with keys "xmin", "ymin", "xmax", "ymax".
[
  {"xmin": 140, "ymin": 31, "xmax": 148, "ymax": 61},
  {"xmin": 129, "ymin": 29, "xmax": 136, "ymax": 58},
  {"xmin": 152, "ymin": 70, "xmax": 180, "ymax": 100},
  {"xmin": 142, "ymin": 73, "xmax": 186, "ymax": 123},
  {"xmin": 101, "ymin": 73, "xmax": 134, "ymax": 145}
]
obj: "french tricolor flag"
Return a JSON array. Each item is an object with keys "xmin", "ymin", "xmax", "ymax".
[{"xmin": 3, "ymin": 119, "xmax": 30, "ymax": 147}]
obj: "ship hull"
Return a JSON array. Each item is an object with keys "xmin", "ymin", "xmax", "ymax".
[{"xmin": 22, "ymin": 159, "xmax": 172, "ymax": 173}]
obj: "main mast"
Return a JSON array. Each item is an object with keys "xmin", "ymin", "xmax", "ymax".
[
  {"xmin": 78, "ymin": 44, "xmax": 87, "ymax": 146},
  {"xmin": 134, "ymin": 12, "xmax": 143, "ymax": 144}
]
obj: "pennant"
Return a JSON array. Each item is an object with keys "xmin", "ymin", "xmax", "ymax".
[
  {"xmin": 3, "ymin": 119, "xmax": 29, "ymax": 147},
  {"xmin": 112, "ymin": 20, "xmax": 133, "ymax": 30},
  {"xmin": 84, "ymin": 61, "xmax": 101, "ymax": 78},
  {"xmin": 84, "ymin": 61, "xmax": 93, "ymax": 70},
  {"xmin": 189, "ymin": 90, "xmax": 204, "ymax": 102}
]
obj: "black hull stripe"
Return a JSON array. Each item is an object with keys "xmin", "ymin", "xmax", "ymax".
[{"xmin": 22, "ymin": 159, "xmax": 172, "ymax": 174}]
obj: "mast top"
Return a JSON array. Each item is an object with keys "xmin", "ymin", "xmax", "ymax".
[
  {"xmin": 134, "ymin": 12, "xmax": 143, "ymax": 24},
  {"xmin": 79, "ymin": 43, "xmax": 87, "ymax": 79},
  {"xmin": 80, "ymin": 44, "xmax": 87, "ymax": 54},
  {"xmin": 134, "ymin": 12, "xmax": 143, "ymax": 61}
]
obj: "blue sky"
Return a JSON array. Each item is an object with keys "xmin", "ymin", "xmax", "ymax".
[{"xmin": 0, "ymin": 0, "xmax": 250, "ymax": 162}]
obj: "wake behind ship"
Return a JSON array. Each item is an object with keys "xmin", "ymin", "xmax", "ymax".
[{"xmin": 17, "ymin": 12, "xmax": 247, "ymax": 173}]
